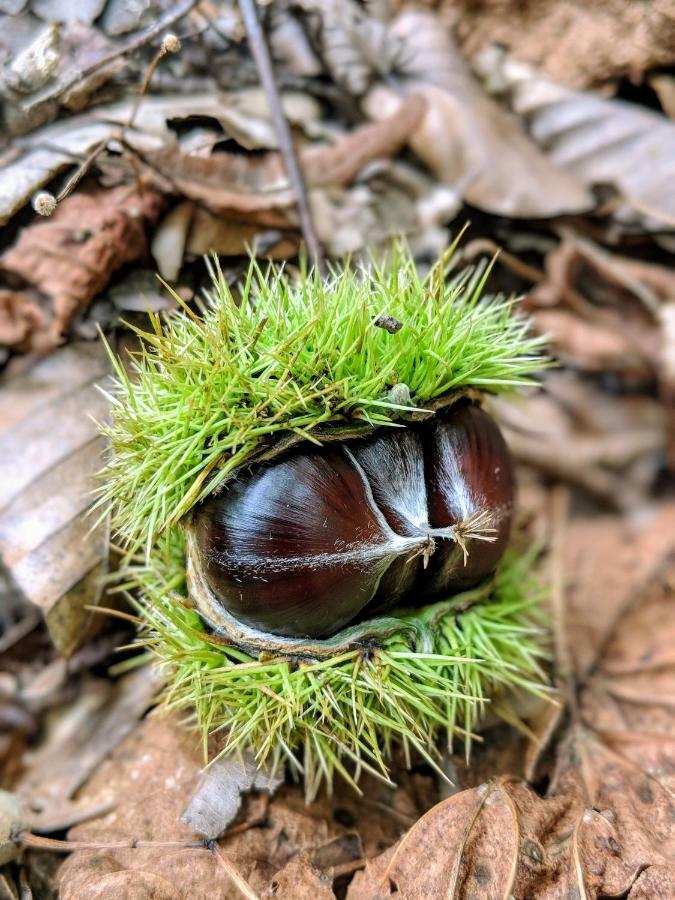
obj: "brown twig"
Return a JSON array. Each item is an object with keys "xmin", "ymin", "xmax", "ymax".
[
  {"xmin": 238, "ymin": 0, "xmax": 325, "ymax": 274},
  {"xmin": 208, "ymin": 840, "xmax": 260, "ymax": 899},
  {"xmin": 19, "ymin": 833, "xmax": 206, "ymax": 853}
]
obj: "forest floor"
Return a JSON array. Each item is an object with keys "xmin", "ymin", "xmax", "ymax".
[{"xmin": 1, "ymin": 1, "xmax": 674, "ymax": 897}]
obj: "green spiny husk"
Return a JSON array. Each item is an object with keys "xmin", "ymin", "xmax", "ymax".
[
  {"xmin": 98, "ymin": 242, "xmax": 547, "ymax": 556},
  {"xmin": 100, "ymin": 241, "xmax": 552, "ymax": 798},
  {"xmin": 124, "ymin": 538, "xmax": 550, "ymax": 800}
]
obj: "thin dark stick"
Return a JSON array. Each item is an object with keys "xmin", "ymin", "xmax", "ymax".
[
  {"xmin": 22, "ymin": 0, "xmax": 197, "ymax": 111},
  {"xmin": 238, "ymin": 0, "xmax": 325, "ymax": 274}
]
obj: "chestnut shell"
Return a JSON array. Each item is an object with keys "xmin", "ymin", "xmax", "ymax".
[{"xmin": 193, "ymin": 402, "xmax": 513, "ymax": 639}]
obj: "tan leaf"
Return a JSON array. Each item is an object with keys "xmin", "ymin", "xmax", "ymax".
[
  {"xmin": 628, "ymin": 866, "xmax": 675, "ymax": 899},
  {"xmin": 362, "ymin": 10, "xmax": 591, "ymax": 219},
  {"xmin": 560, "ymin": 504, "xmax": 675, "ymax": 677},
  {"xmin": 0, "ymin": 341, "xmax": 111, "ymax": 656},
  {"xmin": 302, "ymin": 94, "xmax": 426, "ymax": 188},
  {"xmin": 492, "ymin": 376, "xmax": 665, "ymax": 510},
  {"xmin": 477, "ymin": 46, "xmax": 675, "ymax": 229},
  {"xmin": 140, "ymin": 147, "xmax": 294, "ymax": 217}
]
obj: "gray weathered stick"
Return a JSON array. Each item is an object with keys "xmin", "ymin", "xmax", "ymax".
[{"xmin": 238, "ymin": 0, "xmax": 325, "ymax": 273}]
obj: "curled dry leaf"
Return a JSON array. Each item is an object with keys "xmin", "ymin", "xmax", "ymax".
[
  {"xmin": 0, "ymin": 342, "xmax": 111, "ymax": 656},
  {"xmin": 525, "ymin": 233, "xmax": 675, "ymax": 464},
  {"xmin": 302, "ymin": 93, "xmax": 427, "ymax": 188},
  {"xmin": 143, "ymin": 95, "xmax": 430, "ymax": 266},
  {"xmin": 0, "ymin": 89, "xmax": 315, "ymax": 227},
  {"xmin": 0, "ymin": 185, "xmax": 164, "ymax": 352},
  {"xmin": 476, "ymin": 46, "xmax": 675, "ymax": 229},
  {"xmin": 362, "ymin": 10, "xmax": 591, "ymax": 219}
]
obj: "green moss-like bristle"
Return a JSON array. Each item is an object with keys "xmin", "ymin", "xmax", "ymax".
[
  {"xmin": 122, "ymin": 542, "xmax": 550, "ymax": 800},
  {"xmin": 99, "ymin": 243, "xmax": 546, "ymax": 555}
]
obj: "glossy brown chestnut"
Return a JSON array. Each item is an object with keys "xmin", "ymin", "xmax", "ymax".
[
  {"xmin": 423, "ymin": 403, "xmax": 514, "ymax": 594},
  {"xmin": 193, "ymin": 403, "xmax": 514, "ymax": 639}
]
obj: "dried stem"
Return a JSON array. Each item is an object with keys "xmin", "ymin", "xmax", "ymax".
[
  {"xmin": 208, "ymin": 840, "xmax": 260, "ymax": 899},
  {"xmin": 238, "ymin": 0, "xmax": 325, "ymax": 274},
  {"xmin": 19, "ymin": 832, "xmax": 205, "ymax": 853}
]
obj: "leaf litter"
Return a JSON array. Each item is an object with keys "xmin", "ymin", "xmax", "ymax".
[{"xmin": 0, "ymin": 0, "xmax": 674, "ymax": 897}]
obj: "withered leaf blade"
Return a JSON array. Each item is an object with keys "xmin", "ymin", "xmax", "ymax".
[
  {"xmin": 362, "ymin": 10, "xmax": 592, "ymax": 219},
  {"xmin": 0, "ymin": 341, "xmax": 110, "ymax": 656},
  {"xmin": 477, "ymin": 46, "xmax": 675, "ymax": 229}
]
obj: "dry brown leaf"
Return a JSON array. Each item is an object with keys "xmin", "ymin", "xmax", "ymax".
[
  {"xmin": 452, "ymin": 0, "xmax": 675, "ymax": 90},
  {"xmin": 628, "ymin": 865, "xmax": 675, "ymax": 898},
  {"xmin": 0, "ymin": 186, "xmax": 164, "ymax": 353},
  {"xmin": 302, "ymin": 94, "xmax": 426, "ymax": 188},
  {"xmin": 361, "ymin": 9, "xmax": 591, "ymax": 219},
  {"xmin": 0, "ymin": 342, "xmax": 111, "ymax": 656},
  {"xmin": 492, "ymin": 374, "xmax": 665, "ymax": 510},
  {"xmin": 527, "ymin": 234, "xmax": 675, "ymax": 462},
  {"xmin": 142, "ymin": 147, "xmax": 295, "ymax": 218},
  {"xmin": 349, "ymin": 527, "xmax": 675, "ymax": 898},
  {"xmin": 143, "ymin": 97, "xmax": 432, "ymax": 266},
  {"xmin": 559, "ymin": 504, "xmax": 675, "ymax": 678},
  {"xmin": 531, "ymin": 309, "xmax": 653, "ymax": 376},
  {"xmin": 185, "ymin": 208, "xmax": 299, "ymax": 261},
  {"xmin": 477, "ymin": 46, "xmax": 675, "ymax": 229}
]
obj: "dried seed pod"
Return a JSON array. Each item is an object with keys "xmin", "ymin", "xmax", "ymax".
[{"xmin": 193, "ymin": 404, "xmax": 513, "ymax": 638}]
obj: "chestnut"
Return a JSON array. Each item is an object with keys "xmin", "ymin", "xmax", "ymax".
[
  {"xmin": 193, "ymin": 403, "xmax": 513, "ymax": 639},
  {"xmin": 424, "ymin": 403, "xmax": 514, "ymax": 594}
]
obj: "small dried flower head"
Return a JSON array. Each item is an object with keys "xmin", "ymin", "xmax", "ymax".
[
  {"xmin": 31, "ymin": 191, "xmax": 56, "ymax": 216},
  {"xmin": 161, "ymin": 33, "xmax": 181, "ymax": 54}
]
